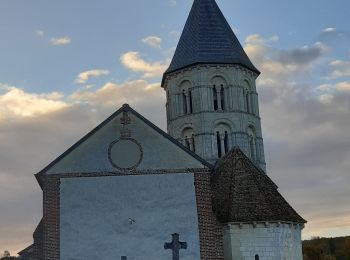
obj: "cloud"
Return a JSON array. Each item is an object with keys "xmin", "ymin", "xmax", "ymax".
[
  {"xmin": 169, "ymin": 0, "xmax": 177, "ymax": 6},
  {"xmin": 75, "ymin": 70, "xmax": 110, "ymax": 84},
  {"xmin": 243, "ymin": 34, "xmax": 350, "ymax": 239},
  {"xmin": 329, "ymin": 60, "xmax": 350, "ymax": 78},
  {"xmin": 318, "ymin": 27, "xmax": 345, "ymax": 43},
  {"xmin": 335, "ymin": 81, "xmax": 350, "ymax": 92},
  {"xmin": 120, "ymin": 51, "xmax": 169, "ymax": 78},
  {"xmin": 70, "ymin": 80, "xmax": 163, "ymax": 109},
  {"xmin": 169, "ymin": 30, "xmax": 180, "ymax": 40},
  {"xmin": 323, "ymin": 27, "xmax": 336, "ymax": 33},
  {"xmin": 316, "ymin": 81, "xmax": 350, "ymax": 103},
  {"xmin": 245, "ymin": 35, "xmax": 328, "ymax": 88},
  {"xmin": 317, "ymin": 94, "xmax": 334, "ymax": 104},
  {"xmin": 142, "ymin": 36, "xmax": 162, "ymax": 49},
  {"xmin": 49, "ymin": 36, "xmax": 71, "ymax": 46},
  {"xmin": 35, "ymin": 30, "xmax": 44, "ymax": 37},
  {"xmin": 245, "ymin": 34, "xmax": 279, "ymax": 45},
  {"xmin": 0, "ymin": 84, "xmax": 68, "ymax": 118},
  {"xmin": 274, "ymin": 42, "xmax": 327, "ymax": 66}
]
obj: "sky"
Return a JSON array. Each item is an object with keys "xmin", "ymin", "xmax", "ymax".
[{"xmin": 0, "ymin": 0, "xmax": 350, "ymax": 256}]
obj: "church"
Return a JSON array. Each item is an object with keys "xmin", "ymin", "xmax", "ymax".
[{"xmin": 20, "ymin": 0, "xmax": 306, "ymax": 259}]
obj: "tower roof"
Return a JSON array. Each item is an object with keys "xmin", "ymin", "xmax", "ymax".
[
  {"xmin": 162, "ymin": 0, "xmax": 259, "ymax": 85},
  {"xmin": 211, "ymin": 148, "xmax": 306, "ymax": 224}
]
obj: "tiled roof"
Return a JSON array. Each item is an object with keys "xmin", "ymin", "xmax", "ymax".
[
  {"xmin": 211, "ymin": 148, "xmax": 306, "ymax": 224},
  {"xmin": 163, "ymin": 0, "xmax": 259, "ymax": 84}
]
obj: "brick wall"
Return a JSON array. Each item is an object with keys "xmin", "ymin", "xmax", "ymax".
[
  {"xmin": 43, "ymin": 176, "xmax": 60, "ymax": 260},
  {"xmin": 33, "ymin": 220, "xmax": 44, "ymax": 260},
  {"xmin": 195, "ymin": 172, "xmax": 224, "ymax": 260}
]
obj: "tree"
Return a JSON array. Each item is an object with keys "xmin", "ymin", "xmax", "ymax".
[
  {"xmin": 2, "ymin": 252, "xmax": 10, "ymax": 258},
  {"xmin": 343, "ymin": 237, "xmax": 350, "ymax": 258},
  {"xmin": 0, "ymin": 251, "xmax": 18, "ymax": 260}
]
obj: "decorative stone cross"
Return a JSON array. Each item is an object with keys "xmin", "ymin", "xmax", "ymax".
[{"xmin": 164, "ymin": 233, "xmax": 188, "ymax": 260}]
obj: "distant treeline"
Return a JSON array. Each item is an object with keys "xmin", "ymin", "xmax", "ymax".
[{"xmin": 303, "ymin": 236, "xmax": 350, "ymax": 260}]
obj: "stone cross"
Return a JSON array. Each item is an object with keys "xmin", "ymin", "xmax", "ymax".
[
  {"xmin": 121, "ymin": 257, "xmax": 127, "ymax": 260},
  {"xmin": 164, "ymin": 233, "xmax": 187, "ymax": 260}
]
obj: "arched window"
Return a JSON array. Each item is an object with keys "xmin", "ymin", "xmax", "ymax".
[
  {"xmin": 243, "ymin": 80, "xmax": 252, "ymax": 114},
  {"xmin": 220, "ymin": 85, "xmax": 225, "ymax": 110},
  {"xmin": 216, "ymin": 131, "xmax": 222, "ymax": 158},
  {"xmin": 189, "ymin": 89, "xmax": 193, "ymax": 113},
  {"xmin": 224, "ymin": 131, "xmax": 229, "ymax": 154},
  {"xmin": 179, "ymin": 80, "xmax": 193, "ymax": 115},
  {"xmin": 182, "ymin": 90, "xmax": 187, "ymax": 114},
  {"xmin": 213, "ymin": 86, "xmax": 218, "ymax": 111},
  {"xmin": 255, "ymin": 255, "xmax": 259, "ymax": 260},
  {"xmin": 211, "ymin": 76, "xmax": 227, "ymax": 111},
  {"xmin": 246, "ymin": 91, "xmax": 251, "ymax": 113},
  {"xmin": 181, "ymin": 127, "xmax": 195, "ymax": 152},
  {"xmin": 214, "ymin": 123, "xmax": 231, "ymax": 158},
  {"xmin": 249, "ymin": 136, "xmax": 256, "ymax": 160},
  {"xmin": 247, "ymin": 126, "xmax": 257, "ymax": 161},
  {"xmin": 185, "ymin": 138, "xmax": 191, "ymax": 149}
]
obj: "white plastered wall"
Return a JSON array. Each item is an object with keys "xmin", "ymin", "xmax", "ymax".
[
  {"xmin": 60, "ymin": 173, "xmax": 201, "ymax": 260},
  {"xmin": 223, "ymin": 222, "xmax": 303, "ymax": 260}
]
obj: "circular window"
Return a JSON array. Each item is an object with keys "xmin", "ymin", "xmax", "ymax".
[{"xmin": 108, "ymin": 138, "xmax": 143, "ymax": 170}]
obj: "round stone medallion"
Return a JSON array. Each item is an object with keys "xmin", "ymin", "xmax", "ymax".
[{"xmin": 108, "ymin": 138, "xmax": 143, "ymax": 170}]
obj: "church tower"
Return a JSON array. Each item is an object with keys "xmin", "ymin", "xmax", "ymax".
[{"xmin": 162, "ymin": 0, "xmax": 266, "ymax": 171}]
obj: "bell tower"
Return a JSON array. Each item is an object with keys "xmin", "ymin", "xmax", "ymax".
[{"xmin": 162, "ymin": 0, "xmax": 266, "ymax": 171}]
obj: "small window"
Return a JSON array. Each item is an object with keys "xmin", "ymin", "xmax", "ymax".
[
  {"xmin": 246, "ymin": 92, "xmax": 251, "ymax": 113},
  {"xmin": 189, "ymin": 89, "xmax": 193, "ymax": 113},
  {"xmin": 185, "ymin": 137, "xmax": 191, "ymax": 150},
  {"xmin": 213, "ymin": 86, "xmax": 218, "ymax": 111},
  {"xmin": 255, "ymin": 255, "xmax": 259, "ymax": 260},
  {"xmin": 216, "ymin": 131, "xmax": 222, "ymax": 158},
  {"xmin": 224, "ymin": 131, "xmax": 229, "ymax": 153},
  {"xmin": 220, "ymin": 85, "xmax": 225, "ymax": 110},
  {"xmin": 182, "ymin": 90, "xmax": 187, "ymax": 114}
]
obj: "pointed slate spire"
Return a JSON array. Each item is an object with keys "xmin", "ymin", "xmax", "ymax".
[{"xmin": 162, "ymin": 0, "xmax": 259, "ymax": 85}]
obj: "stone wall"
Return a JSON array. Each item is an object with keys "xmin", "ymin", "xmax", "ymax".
[
  {"xmin": 163, "ymin": 64, "xmax": 266, "ymax": 171},
  {"xmin": 223, "ymin": 222, "xmax": 303, "ymax": 260}
]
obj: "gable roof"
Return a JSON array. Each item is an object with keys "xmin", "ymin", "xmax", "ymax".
[
  {"xmin": 162, "ymin": 0, "xmax": 259, "ymax": 85},
  {"xmin": 36, "ymin": 104, "xmax": 212, "ymax": 186},
  {"xmin": 211, "ymin": 148, "xmax": 306, "ymax": 224},
  {"xmin": 18, "ymin": 244, "xmax": 34, "ymax": 257}
]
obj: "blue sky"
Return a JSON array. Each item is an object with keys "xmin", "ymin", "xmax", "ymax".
[
  {"xmin": 1, "ymin": 0, "xmax": 350, "ymax": 255},
  {"xmin": 1, "ymin": 0, "xmax": 349, "ymax": 93}
]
